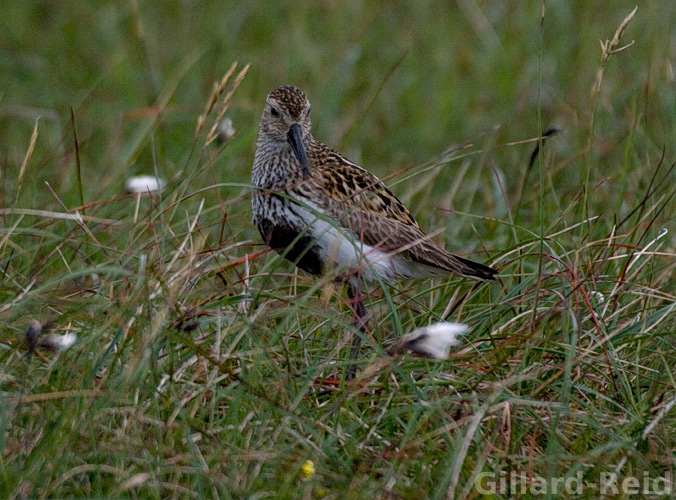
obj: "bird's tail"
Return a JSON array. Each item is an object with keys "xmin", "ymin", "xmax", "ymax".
[
  {"xmin": 386, "ymin": 227, "xmax": 498, "ymax": 281},
  {"xmin": 451, "ymin": 254, "xmax": 498, "ymax": 281}
]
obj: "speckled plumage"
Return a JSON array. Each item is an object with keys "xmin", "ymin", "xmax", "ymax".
[{"xmin": 252, "ymin": 85, "xmax": 497, "ymax": 283}]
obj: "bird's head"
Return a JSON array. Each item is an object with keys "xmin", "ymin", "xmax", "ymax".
[{"xmin": 260, "ymin": 85, "xmax": 312, "ymax": 179}]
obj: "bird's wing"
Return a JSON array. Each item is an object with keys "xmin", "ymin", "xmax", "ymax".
[
  {"xmin": 341, "ymin": 206, "xmax": 496, "ymax": 279},
  {"xmin": 302, "ymin": 145, "xmax": 496, "ymax": 279},
  {"xmin": 310, "ymin": 148, "xmax": 420, "ymax": 228}
]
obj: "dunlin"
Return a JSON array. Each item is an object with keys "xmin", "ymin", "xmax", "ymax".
[{"xmin": 252, "ymin": 86, "xmax": 496, "ymax": 373}]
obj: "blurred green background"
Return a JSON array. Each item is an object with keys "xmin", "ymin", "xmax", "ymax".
[{"xmin": 3, "ymin": 1, "xmax": 674, "ymax": 222}]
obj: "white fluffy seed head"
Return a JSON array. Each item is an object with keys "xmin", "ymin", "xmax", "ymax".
[
  {"xmin": 40, "ymin": 333, "xmax": 77, "ymax": 352},
  {"xmin": 218, "ymin": 118, "xmax": 236, "ymax": 139},
  {"xmin": 401, "ymin": 322, "xmax": 468, "ymax": 360},
  {"xmin": 125, "ymin": 175, "xmax": 166, "ymax": 194}
]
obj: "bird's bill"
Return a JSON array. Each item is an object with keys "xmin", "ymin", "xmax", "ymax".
[{"xmin": 287, "ymin": 123, "xmax": 309, "ymax": 180}]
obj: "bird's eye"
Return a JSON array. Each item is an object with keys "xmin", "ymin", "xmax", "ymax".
[{"xmin": 270, "ymin": 107, "xmax": 280, "ymax": 118}]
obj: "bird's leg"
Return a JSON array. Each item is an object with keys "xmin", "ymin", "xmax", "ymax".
[{"xmin": 346, "ymin": 279, "xmax": 368, "ymax": 381}]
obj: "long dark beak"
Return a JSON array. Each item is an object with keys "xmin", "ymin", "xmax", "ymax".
[{"xmin": 287, "ymin": 123, "xmax": 309, "ymax": 180}]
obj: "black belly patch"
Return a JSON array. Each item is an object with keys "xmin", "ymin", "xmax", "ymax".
[{"xmin": 258, "ymin": 219, "xmax": 324, "ymax": 276}]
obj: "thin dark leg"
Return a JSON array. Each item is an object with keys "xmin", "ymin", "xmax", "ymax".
[{"xmin": 346, "ymin": 280, "xmax": 368, "ymax": 381}]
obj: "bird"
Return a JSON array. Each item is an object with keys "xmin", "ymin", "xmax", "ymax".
[{"xmin": 251, "ymin": 85, "xmax": 497, "ymax": 374}]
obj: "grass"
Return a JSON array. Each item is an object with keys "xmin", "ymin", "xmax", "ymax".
[{"xmin": 1, "ymin": 1, "xmax": 676, "ymax": 499}]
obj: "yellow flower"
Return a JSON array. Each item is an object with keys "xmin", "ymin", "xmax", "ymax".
[{"xmin": 300, "ymin": 459, "xmax": 315, "ymax": 480}]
